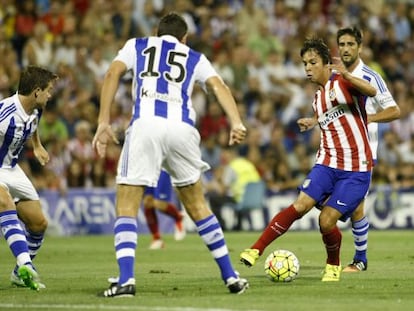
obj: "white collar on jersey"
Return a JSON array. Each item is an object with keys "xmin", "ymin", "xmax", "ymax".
[
  {"xmin": 352, "ymin": 58, "xmax": 365, "ymax": 74},
  {"xmin": 159, "ymin": 35, "xmax": 180, "ymax": 44}
]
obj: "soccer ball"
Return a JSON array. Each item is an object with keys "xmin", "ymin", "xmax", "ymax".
[{"xmin": 264, "ymin": 249, "xmax": 300, "ymax": 282}]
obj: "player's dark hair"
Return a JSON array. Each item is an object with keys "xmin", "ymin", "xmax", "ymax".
[
  {"xmin": 157, "ymin": 12, "xmax": 188, "ymax": 41},
  {"xmin": 337, "ymin": 26, "xmax": 363, "ymax": 45},
  {"xmin": 18, "ymin": 66, "xmax": 58, "ymax": 96},
  {"xmin": 300, "ymin": 37, "xmax": 332, "ymax": 65}
]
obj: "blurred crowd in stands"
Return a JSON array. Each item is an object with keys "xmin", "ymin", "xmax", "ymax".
[{"xmin": 1, "ymin": 0, "xmax": 414, "ymax": 198}]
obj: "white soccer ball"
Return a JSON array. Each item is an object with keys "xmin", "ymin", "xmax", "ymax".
[{"xmin": 264, "ymin": 249, "xmax": 300, "ymax": 282}]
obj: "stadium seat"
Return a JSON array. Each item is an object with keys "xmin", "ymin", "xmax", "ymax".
[{"xmin": 233, "ymin": 181, "xmax": 267, "ymax": 230}]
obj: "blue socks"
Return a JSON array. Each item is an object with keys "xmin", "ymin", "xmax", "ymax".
[
  {"xmin": 26, "ymin": 229, "xmax": 44, "ymax": 259},
  {"xmin": 114, "ymin": 217, "xmax": 137, "ymax": 285},
  {"xmin": 0, "ymin": 210, "xmax": 31, "ymax": 266},
  {"xmin": 196, "ymin": 214, "xmax": 237, "ymax": 282},
  {"xmin": 352, "ymin": 216, "xmax": 369, "ymax": 263}
]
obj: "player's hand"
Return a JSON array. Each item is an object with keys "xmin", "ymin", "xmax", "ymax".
[
  {"xmin": 33, "ymin": 146, "xmax": 50, "ymax": 166},
  {"xmin": 297, "ymin": 118, "xmax": 317, "ymax": 132},
  {"xmin": 328, "ymin": 57, "xmax": 350, "ymax": 78},
  {"xmin": 92, "ymin": 123, "xmax": 119, "ymax": 158},
  {"xmin": 229, "ymin": 123, "xmax": 247, "ymax": 145}
]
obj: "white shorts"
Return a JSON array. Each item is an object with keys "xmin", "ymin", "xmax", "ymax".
[
  {"xmin": 116, "ymin": 117, "xmax": 210, "ymax": 187},
  {"xmin": 0, "ymin": 165, "xmax": 39, "ymax": 201}
]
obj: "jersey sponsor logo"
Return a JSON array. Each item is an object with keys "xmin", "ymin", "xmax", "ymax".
[
  {"xmin": 318, "ymin": 105, "xmax": 346, "ymax": 128},
  {"xmin": 140, "ymin": 87, "xmax": 183, "ymax": 104}
]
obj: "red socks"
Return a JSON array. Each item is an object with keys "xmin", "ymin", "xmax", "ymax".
[
  {"xmin": 144, "ymin": 207, "xmax": 161, "ymax": 240},
  {"xmin": 321, "ymin": 226, "xmax": 342, "ymax": 265},
  {"xmin": 144, "ymin": 203, "xmax": 183, "ymax": 240},
  {"xmin": 251, "ymin": 205, "xmax": 301, "ymax": 255},
  {"xmin": 162, "ymin": 203, "xmax": 183, "ymax": 222}
]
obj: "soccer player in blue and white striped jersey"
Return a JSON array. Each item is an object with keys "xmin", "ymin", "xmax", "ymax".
[
  {"xmin": 0, "ymin": 66, "xmax": 58, "ymax": 290},
  {"xmin": 93, "ymin": 12, "xmax": 248, "ymax": 297},
  {"xmin": 337, "ymin": 26, "xmax": 400, "ymax": 272}
]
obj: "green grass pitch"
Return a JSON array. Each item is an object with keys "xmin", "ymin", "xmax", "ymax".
[{"xmin": 0, "ymin": 230, "xmax": 413, "ymax": 311}]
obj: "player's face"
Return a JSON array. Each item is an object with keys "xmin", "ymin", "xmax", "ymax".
[
  {"xmin": 302, "ymin": 50, "xmax": 328, "ymax": 86},
  {"xmin": 338, "ymin": 34, "xmax": 361, "ymax": 68},
  {"xmin": 35, "ymin": 82, "xmax": 55, "ymax": 109}
]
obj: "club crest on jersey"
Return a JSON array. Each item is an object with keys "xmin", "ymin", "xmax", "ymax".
[
  {"xmin": 302, "ymin": 179, "xmax": 311, "ymax": 189},
  {"xmin": 329, "ymin": 88, "xmax": 336, "ymax": 101}
]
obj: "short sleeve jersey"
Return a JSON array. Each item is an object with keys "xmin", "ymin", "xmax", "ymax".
[
  {"xmin": 114, "ymin": 35, "xmax": 218, "ymax": 127},
  {"xmin": 0, "ymin": 93, "xmax": 41, "ymax": 168},
  {"xmin": 351, "ymin": 60, "xmax": 398, "ymax": 160},
  {"xmin": 314, "ymin": 73, "xmax": 373, "ymax": 172}
]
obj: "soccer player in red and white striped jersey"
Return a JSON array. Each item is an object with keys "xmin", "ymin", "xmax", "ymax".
[{"xmin": 240, "ymin": 37, "xmax": 376, "ymax": 282}]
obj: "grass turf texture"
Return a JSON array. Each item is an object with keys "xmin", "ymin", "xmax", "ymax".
[{"xmin": 0, "ymin": 230, "xmax": 413, "ymax": 311}]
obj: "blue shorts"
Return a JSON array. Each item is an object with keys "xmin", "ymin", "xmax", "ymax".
[
  {"xmin": 144, "ymin": 170, "xmax": 172, "ymax": 201},
  {"xmin": 299, "ymin": 164, "xmax": 371, "ymax": 221}
]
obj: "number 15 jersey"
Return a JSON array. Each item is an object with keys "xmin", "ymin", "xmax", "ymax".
[{"xmin": 114, "ymin": 35, "xmax": 218, "ymax": 127}]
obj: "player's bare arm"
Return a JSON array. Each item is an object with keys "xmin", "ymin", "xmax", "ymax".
[
  {"xmin": 31, "ymin": 128, "xmax": 49, "ymax": 166},
  {"xmin": 367, "ymin": 106, "xmax": 400, "ymax": 123},
  {"xmin": 92, "ymin": 61, "xmax": 124, "ymax": 158}
]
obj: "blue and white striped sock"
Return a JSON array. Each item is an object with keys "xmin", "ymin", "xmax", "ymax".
[
  {"xmin": 196, "ymin": 214, "xmax": 237, "ymax": 283},
  {"xmin": 12, "ymin": 230, "xmax": 45, "ymax": 275},
  {"xmin": 114, "ymin": 217, "xmax": 137, "ymax": 285},
  {"xmin": 352, "ymin": 216, "xmax": 369, "ymax": 263},
  {"xmin": 26, "ymin": 229, "xmax": 44, "ymax": 260},
  {"xmin": 0, "ymin": 210, "xmax": 31, "ymax": 266}
]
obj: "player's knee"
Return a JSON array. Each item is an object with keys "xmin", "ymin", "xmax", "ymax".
[
  {"xmin": 182, "ymin": 201, "xmax": 209, "ymax": 221},
  {"xmin": 0, "ymin": 188, "xmax": 15, "ymax": 212},
  {"xmin": 318, "ymin": 213, "xmax": 336, "ymax": 233},
  {"xmin": 293, "ymin": 202, "xmax": 313, "ymax": 217},
  {"xmin": 27, "ymin": 217, "xmax": 48, "ymax": 233},
  {"xmin": 351, "ymin": 205, "xmax": 365, "ymax": 221}
]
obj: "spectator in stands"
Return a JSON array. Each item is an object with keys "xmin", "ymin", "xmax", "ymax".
[
  {"xmin": 206, "ymin": 146, "xmax": 261, "ymax": 229},
  {"xmin": 66, "ymin": 120, "xmax": 95, "ymax": 187},
  {"xmin": 39, "ymin": 0, "xmax": 65, "ymax": 38},
  {"xmin": 22, "ymin": 21, "xmax": 53, "ymax": 69},
  {"xmin": 87, "ymin": 46, "xmax": 111, "ymax": 93},
  {"xmin": 199, "ymin": 100, "xmax": 229, "ymax": 141},
  {"xmin": 201, "ymin": 134, "xmax": 222, "ymax": 172},
  {"xmin": 66, "ymin": 159, "xmax": 87, "ymax": 188},
  {"xmin": 248, "ymin": 20, "xmax": 284, "ymax": 63},
  {"xmin": 0, "ymin": 27, "xmax": 20, "ymax": 98},
  {"xmin": 73, "ymin": 47, "xmax": 96, "ymax": 100},
  {"xmin": 53, "ymin": 33, "xmax": 78, "ymax": 68},
  {"xmin": 43, "ymin": 137, "xmax": 70, "ymax": 193},
  {"xmin": 132, "ymin": 0, "xmax": 160, "ymax": 37},
  {"xmin": 235, "ymin": 0, "xmax": 267, "ymax": 42},
  {"xmin": 12, "ymin": 0, "xmax": 37, "ymax": 66},
  {"xmin": 38, "ymin": 104, "xmax": 69, "ymax": 146}
]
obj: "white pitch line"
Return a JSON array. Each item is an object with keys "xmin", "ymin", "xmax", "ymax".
[{"xmin": 0, "ymin": 304, "xmax": 261, "ymax": 311}]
